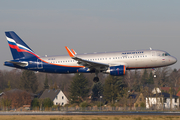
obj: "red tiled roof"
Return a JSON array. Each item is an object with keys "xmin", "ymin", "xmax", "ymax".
[
  {"xmin": 160, "ymin": 87, "xmax": 178, "ymax": 92},
  {"xmin": 176, "ymin": 91, "xmax": 180, "ymax": 97}
]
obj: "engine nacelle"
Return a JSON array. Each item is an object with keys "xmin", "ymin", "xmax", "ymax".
[
  {"xmin": 105, "ymin": 65, "xmax": 126, "ymax": 76},
  {"xmin": 77, "ymin": 68, "xmax": 91, "ymax": 73}
]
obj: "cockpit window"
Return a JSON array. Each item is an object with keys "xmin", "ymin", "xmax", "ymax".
[
  {"xmin": 165, "ymin": 53, "xmax": 170, "ymax": 56},
  {"xmin": 162, "ymin": 52, "xmax": 170, "ymax": 56}
]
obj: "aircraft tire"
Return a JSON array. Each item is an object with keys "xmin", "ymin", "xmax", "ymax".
[{"xmin": 93, "ymin": 77, "xmax": 99, "ymax": 83}]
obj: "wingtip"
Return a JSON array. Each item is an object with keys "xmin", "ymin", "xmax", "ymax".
[
  {"xmin": 65, "ymin": 46, "xmax": 75, "ymax": 57},
  {"xmin": 71, "ymin": 49, "xmax": 77, "ymax": 55}
]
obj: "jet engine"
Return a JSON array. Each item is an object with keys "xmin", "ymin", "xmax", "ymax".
[{"xmin": 105, "ymin": 65, "xmax": 126, "ymax": 76}]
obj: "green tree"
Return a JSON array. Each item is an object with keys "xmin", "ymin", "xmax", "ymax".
[
  {"xmin": 0, "ymin": 70, "xmax": 6, "ymax": 92},
  {"xmin": 31, "ymin": 98, "xmax": 40, "ymax": 108},
  {"xmin": 140, "ymin": 102, "xmax": 146, "ymax": 107},
  {"xmin": 43, "ymin": 98, "xmax": 53, "ymax": 107},
  {"xmin": 20, "ymin": 70, "xmax": 38, "ymax": 93},
  {"xmin": 44, "ymin": 74, "xmax": 49, "ymax": 89},
  {"xmin": 141, "ymin": 69, "xmax": 149, "ymax": 84},
  {"xmin": 79, "ymin": 101, "xmax": 89, "ymax": 107},
  {"xmin": 133, "ymin": 70, "xmax": 141, "ymax": 92},
  {"xmin": 91, "ymin": 82, "xmax": 103, "ymax": 101},
  {"xmin": 69, "ymin": 73, "xmax": 89, "ymax": 104},
  {"xmin": 1, "ymin": 97, "xmax": 11, "ymax": 109},
  {"xmin": 7, "ymin": 81, "xmax": 11, "ymax": 90},
  {"xmin": 103, "ymin": 75, "xmax": 126, "ymax": 104},
  {"xmin": 147, "ymin": 71, "xmax": 154, "ymax": 84}
]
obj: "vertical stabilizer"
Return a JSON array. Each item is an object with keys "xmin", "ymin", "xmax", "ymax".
[{"xmin": 5, "ymin": 31, "xmax": 38, "ymax": 60}]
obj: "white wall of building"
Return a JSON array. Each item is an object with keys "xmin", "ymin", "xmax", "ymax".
[
  {"xmin": 146, "ymin": 97, "xmax": 179, "ymax": 109},
  {"xmin": 146, "ymin": 97, "xmax": 163, "ymax": 109},
  {"xmin": 164, "ymin": 98, "xmax": 179, "ymax": 109},
  {"xmin": 53, "ymin": 91, "xmax": 69, "ymax": 106}
]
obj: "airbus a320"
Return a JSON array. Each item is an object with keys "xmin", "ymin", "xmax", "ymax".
[{"xmin": 4, "ymin": 31, "xmax": 177, "ymax": 82}]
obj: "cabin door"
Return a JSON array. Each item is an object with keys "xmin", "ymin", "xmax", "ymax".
[
  {"xmin": 151, "ymin": 51, "xmax": 157, "ymax": 61},
  {"xmin": 37, "ymin": 59, "xmax": 43, "ymax": 69}
]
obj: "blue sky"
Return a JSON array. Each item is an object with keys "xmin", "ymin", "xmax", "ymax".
[{"xmin": 0, "ymin": 0, "xmax": 180, "ymax": 70}]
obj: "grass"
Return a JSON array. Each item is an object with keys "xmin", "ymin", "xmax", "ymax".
[{"xmin": 0, "ymin": 115, "xmax": 180, "ymax": 120}]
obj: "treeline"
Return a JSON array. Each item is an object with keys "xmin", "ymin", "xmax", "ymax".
[{"xmin": 0, "ymin": 67, "xmax": 179, "ymax": 106}]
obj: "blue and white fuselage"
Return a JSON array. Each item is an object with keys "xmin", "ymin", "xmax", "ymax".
[{"xmin": 4, "ymin": 31, "xmax": 177, "ymax": 81}]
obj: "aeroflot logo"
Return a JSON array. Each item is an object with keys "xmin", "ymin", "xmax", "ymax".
[{"xmin": 122, "ymin": 51, "xmax": 144, "ymax": 55}]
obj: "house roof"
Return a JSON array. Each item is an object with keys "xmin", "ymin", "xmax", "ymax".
[
  {"xmin": 119, "ymin": 92, "xmax": 141, "ymax": 105},
  {"xmin": 176, "ymin": 91, "xmax": 180, "ymax": 97},
  {"xmin": 150, "ymin": 92, "xmax": 179, "ymax": 98},
  {"xmin": 127, "ymin": 92, "xmax": 141, "ymax": 104},
  {"xmin": 128, "ymin": 92, "xmax": 140, "ymax": 99},
  {"xmin": 2, "ymin": 89, "xmax": 35, "ymax": 96},
  {"xmin": 160, "ymin": 87, "xmax": 179, "ymax": 92},
  {"xmin": 40, "ymin": 89, "xmax": 61, "ymax": 101}
]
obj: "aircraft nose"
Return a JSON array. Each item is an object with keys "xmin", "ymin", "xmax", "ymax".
[{"xmin": 171, "ymin": 56, "xmax": 177, "ymax": 64}]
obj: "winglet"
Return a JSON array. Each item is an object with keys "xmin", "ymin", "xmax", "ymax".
[
  {"xmin": 71, "ymin": 49, "xmax": 77, "ymax": 55},
  {"xmin": 65, "ymin": 46, "xmax": 75, "ymax": 57}
]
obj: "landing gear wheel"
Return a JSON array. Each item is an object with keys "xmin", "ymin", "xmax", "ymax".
[{"xmin": 93, "ymin": 77, "xmax": 99, "ymax": 83}]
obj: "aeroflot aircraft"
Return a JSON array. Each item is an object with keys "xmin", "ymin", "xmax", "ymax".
[{"xmin": 4, "ymin": 31, "xmax": 177, "ymax": 82}]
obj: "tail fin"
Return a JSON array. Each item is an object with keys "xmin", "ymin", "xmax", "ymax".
[{"xmin": 5, "ymin": 31, "xmax": 38, "ymax": 60}]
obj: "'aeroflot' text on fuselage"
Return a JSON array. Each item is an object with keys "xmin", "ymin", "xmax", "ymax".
[{"xmin": 122, "ymin": 51, "xmax": 144, "ymax": 55}]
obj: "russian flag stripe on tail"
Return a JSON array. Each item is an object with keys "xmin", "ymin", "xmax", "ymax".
[{"xmin": 5, "ymin": 31, "xmax": 38, "ymax": 60}]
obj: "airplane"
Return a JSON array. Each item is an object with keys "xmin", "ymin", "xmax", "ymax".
[{"xmin": 4, "ymin": 31, "xmax": 177, "ymax": 82}]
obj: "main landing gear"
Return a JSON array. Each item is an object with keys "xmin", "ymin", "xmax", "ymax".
[
  {"xmin": 93, "ymin": 77, "xmax": 99, "ymax": 83},
  {"xmin": 93, "ymin": 71, "xmax": 99, "ymax": 83}
]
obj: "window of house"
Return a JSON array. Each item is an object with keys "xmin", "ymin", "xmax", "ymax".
[
  {"xmin": 56, "ymin": 96, "xmax": 58, "ymax": 99},
  {"xmin": 175, "ymin": 98, "xmax": 177, "ymax": 103},
  {"xmin": 62, "ymin": 102, "xmax": 64, "ymax": 105},
  {"xmin": 62, "ymin": 96, "xmax": 64, "ymax": 99},
  {"xmin": 140, "ymin": 98, "xmax": 142, "ymax": 101},
  {"xmin": 164, "ymin": 98, "xmax": 167, "ymax": 103}
]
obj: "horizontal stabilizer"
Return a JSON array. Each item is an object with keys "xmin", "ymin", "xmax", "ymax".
[{"xmin": 6, "ymin": 60, "xmax": 28, "ymax": 67}]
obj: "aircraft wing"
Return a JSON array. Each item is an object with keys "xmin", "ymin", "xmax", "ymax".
[{"xmin": 65, "ymin": 46, "xmax": 109, "ymax": 71}]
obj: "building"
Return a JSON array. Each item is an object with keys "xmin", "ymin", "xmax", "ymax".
[
  {"xmin": 0, "ymin": 89, "xmax": 35, "ymax": 108},
  {"xmin": 176, "ymin": 91, "xmax": 180, "ymax": 97},
  {"xmin": 146, "ymin": 92, "xmax": 179, "ymax": 109},
  {"xmin": 119, "ymin": 92, "xmax": 146, "ymax": 107},
  {"xmin": 40, "ymin": 89, "xmax": 68, "ymax": 106},
  {"xmin": 152, "ymin": 87, "xmax": 179, "ymax": 94},
  {"xmin": 133, "ymin": 93, "xmax": 145, "ymax": 107}
]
